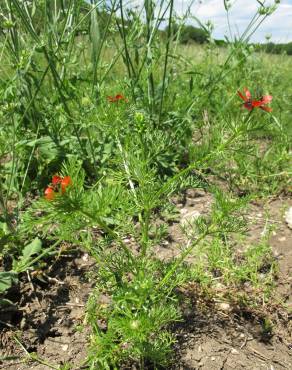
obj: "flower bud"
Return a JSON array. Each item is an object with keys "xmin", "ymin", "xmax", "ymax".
[{"xmin": 81, "ymin": 96, "xmax": 92, "ymax": 108}]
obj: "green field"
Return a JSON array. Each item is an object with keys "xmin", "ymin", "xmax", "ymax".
[{"xmin": 0, "ymin": 1, "xmax": 292, "ymax": 369}]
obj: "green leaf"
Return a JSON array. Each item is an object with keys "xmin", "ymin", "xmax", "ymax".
[
  {"xmin": 0, "ymin": 297, "xmax": 14, "ymax": 307},
  {"xmin": 22, "ymin": 238, "xmax": 42, "ymax": 260},
  {"xmin": 0, "ymin": 272, "xmax": 18, "ymax": 294},
  {"xmin": 13, "ymin": 238, "xmax": 42, "ymax": 273}
]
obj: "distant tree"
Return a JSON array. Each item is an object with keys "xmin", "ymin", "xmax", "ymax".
[
  {"xmin": 214, "ymin": 39, "xmax": 227, "ymax": 47},
  {"xmin": 180, "ymin": 25, "xmax": 208, "ymax": 44},
  {"xmin": 164, "ymin": 23, "xmax": 208, "ymax": 44},
  {"xmin": 265, "ymin": 42, "xmax": 277, "ymax": 54},
  {"xmin": 285, "ymin": 42, "xmax": 292, "ymax": 55}
]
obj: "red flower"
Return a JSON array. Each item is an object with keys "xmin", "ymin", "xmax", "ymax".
[
  {"xmin": 44, "ymin": 175, "xmax": 72, "ymax": 200},
  {"xmin": 238, "ymin": 88, "xmax": 272, "ymax": 112},
  {"xmin": 44, "ymin": 186, "xmax": 55, "ymax": 200},
  {"xmin": 52, "ymin": 175, "xmax": 62, "ymax": 185},
  {"xmin": 107, "ymin": 94, "xmax": 127, "ymax": 103},
  {"xmin": 61, "ymin": 176, "xmax": 72, "ymax": 193}
]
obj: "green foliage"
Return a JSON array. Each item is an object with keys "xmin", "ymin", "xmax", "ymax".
[
  {"xmin": 180, "ymin": 25, "xmax": 208, "ymax": 44},
  {"xmin": 0, "ymin": 271, "xmax": 18, "ymax": 294},
  {"xmin": 0, "ymin": 238, "xmax": 44, "ymax": 298},
  {"xmin": 263, "ymin": 41, "xmax": 292, "ymax": 56},
  {"xmin": 13, "ymin": 237, "xmax": 42, "ymax": 272},
  {"xmin": 166, "ymin": 23, "xmax": 209, "ymax": 44},
  {"xmin": 87, "ymin": 258, "xmax": 181, "ymax": 368}
]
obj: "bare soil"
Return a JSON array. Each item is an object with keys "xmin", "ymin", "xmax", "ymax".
[
  {"xmin": 171, "ymin": 189, "xmax": 292, "ymax": 370},
  {"xmin": 0, "ymin": 189, "xmax": 291, "ymax": 369},
  {"xmin": 0, "ymin": 252, "xmax": 94, "ymax": 369}
]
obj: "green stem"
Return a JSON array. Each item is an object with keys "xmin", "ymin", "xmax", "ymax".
[
  {"xmin": 158, "ymin": 228, "xmax": 213, "ymax": 290},
  {"xmin": 15, "ymin": 239, "xmax": 61, "ymax": 273},
  {"xmin": 0, "ymin": 181, "xmax": 14, "ymax": 232},
  {"xmin": 158, "ymin": 0, "xmax": 174, "ymax": 124},
  {"xmin": 144, "ymin": 0, "xmax": 155, "ymax": 118},
  {"xmin": 141, "ymin": 208, "xmax": 150, "ymax": 257},
  {"xmin": 79, "ymin": 209, "xmax": 134, "ymax": 263},
  {"xmin": 42, "ymin": 47, "xmax": 88, "ymax": 160},
  {"xmin": 117, "ymin": 0, "xmax": 136, "ymax": 101}
]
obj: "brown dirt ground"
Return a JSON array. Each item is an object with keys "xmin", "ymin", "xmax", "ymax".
[
  {"xmin": 0, "ymin": 252, "xmax": 94, "ymax": 369},
  {"xmin": 0, "ymin": 189, "xmax": 291, "ymax": 369},
  {"xmin": 171, "ymin": 189, "xmax": 292, "ymax": 370}
]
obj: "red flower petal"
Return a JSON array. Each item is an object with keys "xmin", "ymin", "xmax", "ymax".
[
  {"xmin": 259, "ymin": 106, "xmax": 272, "ymax": 112},
  {"xmin": 107, "ymin": 96, "xmax": 115, "ymax": 102},
  {"xmin": 61, "ymin": 176, "xmax": 72, "ymax": 193},
  {"xmin": 45, "ymin": 187, "xmax": 55, "ymax": 200},
  {"xmin": 244, "ymin": 88, "xmax": 251, "ymax": 100},
  {"xmin": 238, "ymin": 88, "xmax": 272, "ymax": 113},
  {"xmin": 237, "ymin": 90, "xmax": 247, "ymax": 102},
  {"xmin": 260, "ymin": 95, "xmax": 273, "ymax": 104},
  {"xmin": 107, "ymin": 94, "xmax": 127, "ymax": 103},
  {"xmin": 52, "ymin": 175, "xmax": 62, "ymax": 185},
  {"xmin": 243, "ymin": 102, "xmax": 253, "ymax": 111},
  {"xmin": 251, "ymin": 100, "xmax": 263, "ymax": 107},
  {"xmin": 115, "ymin": 94, "xmax": 124, "ymax": 100}
]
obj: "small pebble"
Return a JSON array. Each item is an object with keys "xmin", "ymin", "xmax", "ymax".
[
  {"xmin": 61, "ymin": 344, "xmax": 69, "ymax": 351},
  {"xmin": 231, "ymin": 348, "xmax": 239, "ymax": 355},
  {"xmin": 82, "ymin": 253, "xmax": 89, "ymax": 261},
  {"xmin": 215, "ymin": 282, "xmax": 225, "ymax": 290},
  {"xmin": 278, "ymin": 236, "xmax": 286, "ymax": 242},
  {"xmin": 217, "ymin": 302, "xmax": 231, "ymax": 312}
]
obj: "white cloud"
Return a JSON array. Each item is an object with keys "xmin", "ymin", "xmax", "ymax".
[
  {"xmin": 99, "ymin": 0, "xmax": 292, "ymax": 43},
  {"xmin": 173, "ymin": 0, "xmax": 292, "ymax": 42}
]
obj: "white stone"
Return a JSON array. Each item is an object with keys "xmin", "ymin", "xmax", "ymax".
[
  {"xmin": 278, "ymin": 236, "xmax": 286, "ymax": 242},
  {"xmin": 217, "ymin": 302, "xmax": 231, "ymax": 311},
  {"xmin": 61, "ymin": 344, "xmax": 69, "ymax": 351},
  {"xmin": 82, "ymin": 253, "xmax": 89, "ymax": 261}
]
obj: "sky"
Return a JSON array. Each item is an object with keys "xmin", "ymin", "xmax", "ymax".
[
  {"xmin": 89, "ymin": 0, "xmax": 292, "ymax": 43},
  {"xmin": 122, "ymin": 0, "xmax": 292, "ymax": 43},
  {"xmin": 173, "ymin": 0, "xmax": 292, "ymax": 43}
]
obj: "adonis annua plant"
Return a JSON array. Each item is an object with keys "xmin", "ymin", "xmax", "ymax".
[{"xmin": 0, "ymin": 0, "xmax": 290, "ymax": 368}]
